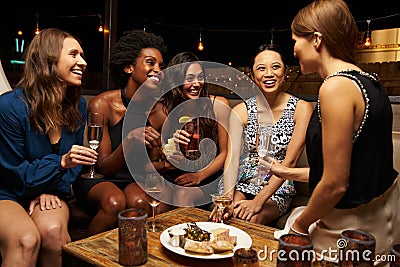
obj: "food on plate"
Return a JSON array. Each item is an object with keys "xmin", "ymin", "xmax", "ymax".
[
  {"xmin": 182, "ymin": 224, "xmax": 237, "ymax": 255},
  {"xmin": 184, "ymin": 239, "xmax": 214, "ymax": 255},
  {"xmin": 228, "ymin": 235, "xmax": 237, "ymax": 245},
  {"xmin": 210, "ymin": 240, "xmax": 235, "ymax": 253},
  {"xmin": 184, "ymin": 239, "xmax": 235, "ymax": 254},
  {"xmin": 210, "ymin": 228, "xmax": 237, "ymax": 245},
  {"xmin": 210, "ymin": 228, "xmax": 229, "ymax": 239},
  {"xmin": 184, "ymin": 222, "xmax": 211, "ymax": 241},
  {"xmin": 162, "ymin": 138, "xmax": 177, "ymax": 156}
]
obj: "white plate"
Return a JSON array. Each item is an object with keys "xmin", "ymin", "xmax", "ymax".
[{"xmin": 160, "ymin": 221, "xmax": 252, "ymax": 259}]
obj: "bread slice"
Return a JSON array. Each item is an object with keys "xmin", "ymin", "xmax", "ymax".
[
  {"xmin": 210, "ymin": 240, "xmax": 235, "ymax": 253},
  {"xmin": 210, "ymin": 228, "xmax": 237, "ymax": 245},
  {"xmin": 210, "ymin": 228, "xmax": 230, "ymax": 240},
  {"xmin": 228, "ymin": 235, "xmax": 237, "ymax": 246},
  {"xmin": 184, "ymin": 239, "xmax": 214, "ymax": 255}
]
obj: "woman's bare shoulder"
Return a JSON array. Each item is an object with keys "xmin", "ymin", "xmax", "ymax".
[{"xmin": 88, "ymin": 89, "xmax": 122, "ymax": 110}]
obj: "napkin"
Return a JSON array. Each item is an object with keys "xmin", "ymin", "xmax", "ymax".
[{"xmin": 163, "ymin": 138, "xmax": 177, "ymax": 156}]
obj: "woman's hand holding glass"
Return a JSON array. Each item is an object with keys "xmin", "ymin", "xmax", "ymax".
[
  {"xmin": 253, "ymin": 124, "xmax": 274, "ymax": 186},
  {"xmin": 61, "ymin": 144, "xmax": 98, "ymax": 169},
  {"xmin": 209, "ymin": 193, "xmax": 234, "ymax": 223},
  {"xmin": 259, "ymin": 156, "xmax": 284, "ymax": 179},
  {"xmin": 172, "ymin": 129, "xmax": 191, "ymax": 148},
  {"xmin": 81, "ymin": 112, "xmax": 104, "ymax": 178}
]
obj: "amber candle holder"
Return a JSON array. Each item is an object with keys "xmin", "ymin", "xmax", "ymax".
[
  {"xmin": 339, "ymin": 229, "xmax": 376, "ymax": 267},
  {"xmin": 118, "ymin": 208, "xmax": 148, "ymax": 266},
  {"xmin": 277, "ymin": 233, "xmax": 313, "ymax": 267},
  {"xmin": 233, "ymin": 247, "xmax": 259, "ymax": 267}
]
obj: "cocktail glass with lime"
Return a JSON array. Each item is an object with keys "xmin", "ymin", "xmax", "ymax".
[{"xmin": 178, "ymin": 116, "xmax": 200, "ymax": 156}]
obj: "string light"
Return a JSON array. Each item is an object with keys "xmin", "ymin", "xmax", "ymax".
[
  {"xmin": 148, "ymin": 13, "xmax": 400, "ymax": 50},
  {"xmin": 198, "ymin": 29, "xmax": 204, "ymax": 51},
  {"xmin": 26, "ymin": 11, "xmax": 400, "ymax": 50},
  {"xmin": 98, "ymin": 14, "xmax": 104, "ymax": 32},
  {"xmin": 35, "ymin": 13, "xmax": 40, "ymax": 35},
  {"xmin": 363, "ymin": 20, "xmax": 372, "ymax": 47},
  {"xmin": 32, "ymin": 13, "xmax": 104, "ymax": 34}
]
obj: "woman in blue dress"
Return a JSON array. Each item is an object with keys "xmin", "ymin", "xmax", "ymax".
[{"xmin": 0, "ymin": 28, "xmax": 96, "ymax": 267}]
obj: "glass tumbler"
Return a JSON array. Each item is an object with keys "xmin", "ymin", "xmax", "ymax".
[
  {"xmin": 277, "ymin": 233, "xmax": 313, "ymax": 267},
  {"xmin": 339, "ymin": 229, "xmax": 376, "ymax": 267}
]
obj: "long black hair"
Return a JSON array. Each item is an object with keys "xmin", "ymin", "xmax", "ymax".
[{"xmin": 161, "ymin": 51, "xmax": 216, "ymax": 139}]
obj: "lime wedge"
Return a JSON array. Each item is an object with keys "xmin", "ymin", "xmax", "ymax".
[{"xmin": 178, "ymin": 116, "xmax": 192, "ymax": 123}]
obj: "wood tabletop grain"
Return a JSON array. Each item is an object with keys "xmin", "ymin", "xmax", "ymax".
[{"xmin": 62, "ymin": 207, "xmax": 280, "ymax": 266}]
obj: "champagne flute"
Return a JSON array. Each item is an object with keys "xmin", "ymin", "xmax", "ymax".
[
  {"xmin": 145, "ymin": 173, "xmax": 165, "ymax": 232},
  {"xmin": 81, "ymin": 112, "xmax": 104, "ymax": 179},
  {"xmin": 211, "ymin": 193, "xmax": 233, "ymax": 224},
  {"xmin": 253, "ymin": 124, "xmax": 273, "ymax": 186}
]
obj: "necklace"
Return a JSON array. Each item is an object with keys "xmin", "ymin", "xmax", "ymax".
[{"xmin": 323, "ymin": 69, "xmax": 379, "ymax": 84}]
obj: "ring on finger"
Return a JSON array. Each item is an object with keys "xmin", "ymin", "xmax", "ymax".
[{"xmin": 79, "ymin": 149, "xmax": 82, "ymax": 155}]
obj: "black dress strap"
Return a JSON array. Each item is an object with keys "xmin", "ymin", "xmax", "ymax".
[{"xmin": 121, "ymin": 88, "xmax": 130, "ymax": 108}]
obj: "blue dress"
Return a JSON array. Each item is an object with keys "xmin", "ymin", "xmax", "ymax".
[{"xmin": 0, "ymin": 88, "xmax": 86, "ymax": 205}]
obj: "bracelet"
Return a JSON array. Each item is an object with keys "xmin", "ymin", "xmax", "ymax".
[{"xmin": 289, "ymin": 226, "xmax": 309, "ymax": 237}]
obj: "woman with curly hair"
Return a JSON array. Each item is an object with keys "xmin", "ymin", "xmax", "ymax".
[{"xmin": 72, "ymin": 30, "xmax": 171, "ymax": 235}]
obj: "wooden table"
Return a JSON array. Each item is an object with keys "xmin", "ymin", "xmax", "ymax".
[{"xmin": 62, "ymin": 207, "xmax": 279, "ymax": 266}]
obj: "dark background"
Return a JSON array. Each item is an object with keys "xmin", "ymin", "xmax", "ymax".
[{"xmin": 1, "ymin": 0, "xmax": 400, "ymax": 75}]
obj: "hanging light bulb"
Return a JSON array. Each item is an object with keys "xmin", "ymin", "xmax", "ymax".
[
  {"xmin": 34, "ymin": 13, "xmax": 40, "ymax": 35},
  {"xmin": 198, "ymin": 30, "xmax": 204, "ymax": 51},
  {"xmin": 363, "ymin": 19, "xmax": 372, "ymax": 47},
  {"xmin": 98, "ymin": 14, "xmax": 104, "ymax": 32}
]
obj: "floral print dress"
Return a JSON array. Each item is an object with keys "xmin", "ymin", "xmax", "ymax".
[{"xmin": 219, "ymin": 96, "xmax": 298, "ymax": 215}]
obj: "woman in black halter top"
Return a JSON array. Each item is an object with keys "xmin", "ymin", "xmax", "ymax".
[{"xmin": 72, "ymin": 30, "xmax": 171, "ymax": 236}]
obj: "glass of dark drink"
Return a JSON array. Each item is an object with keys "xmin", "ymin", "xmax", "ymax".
[{"xmin": 178, "ymin": 116, "xmax": 199, "ymax": 156}]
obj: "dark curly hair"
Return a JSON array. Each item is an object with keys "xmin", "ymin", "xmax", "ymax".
[{"xmin": 110, "ymin": 30, "xmax": 167, "ymax": 87}]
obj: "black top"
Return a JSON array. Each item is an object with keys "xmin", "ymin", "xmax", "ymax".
[
  {"xmin": 107, "ymin": 88, "xmax": 152, "ymax": 182},
  {"xmin": 307, "ymin": 70, "xmax": 398, "ymax": 209}
]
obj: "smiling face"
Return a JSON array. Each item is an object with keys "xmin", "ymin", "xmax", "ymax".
[
  {"xmin": 251, "ymin": 50, "xmax": 285, "ymax": 94},
  {"xmin": 57, "ymin": 37, "xmax": 87, "ymax": 86},
  {"xmin": 181, "ymin": 62, "xmax": 205, "ymax": 99},
  {"xmin": 131, "ymin": 47, "xmax": 164, "ymax": 90}
]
